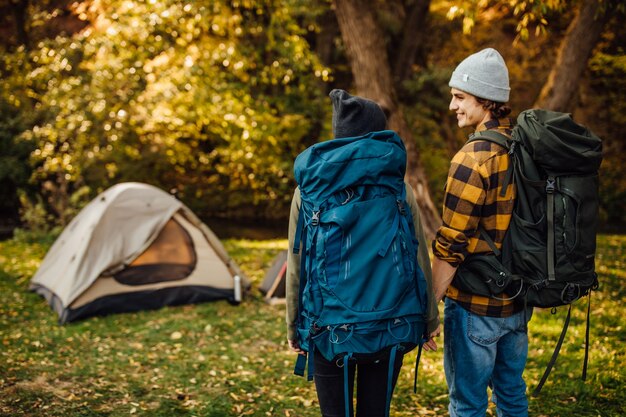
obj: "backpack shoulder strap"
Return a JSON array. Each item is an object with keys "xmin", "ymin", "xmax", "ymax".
[
  {"xmin": 468, "ymin": 129, "xmax": 514, "ymax": 197},
  {"xmin": 468, "ymin": 129, "xmax": 511, "ymax": 149}
]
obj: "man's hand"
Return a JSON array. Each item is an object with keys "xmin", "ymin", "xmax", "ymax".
[
  {"xmin": 287, "ymin": 339, "xmax": 306, "ymax": 355},
  {"xmin": 432, "ymin": 257, "xmax": 458, "ymax": 302},
  {"xmin": 423, "ymin": 324, "xmax": 441, "ymax": 352}
]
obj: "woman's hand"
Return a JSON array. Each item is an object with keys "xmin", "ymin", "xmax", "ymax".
[
  {"xmin": 423, "ymin": 324, "xmax": 441, "ymax": 352},
  {"xmin": 288, "ymin": 339, "xmax": 306, "ymax": 354}
]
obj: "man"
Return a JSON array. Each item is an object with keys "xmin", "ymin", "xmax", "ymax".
[{"xmin": 432, "ymin": 48, "xmax": 532, "ymax": 417}]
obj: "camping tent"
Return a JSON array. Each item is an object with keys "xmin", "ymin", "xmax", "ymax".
[
  {"xmin": 30, "ymin": 182, "xmax": 249, "ymax": 324},
  {"xmin": 259, "ymin": 250, "xmax": 287, "ymax": 304}
]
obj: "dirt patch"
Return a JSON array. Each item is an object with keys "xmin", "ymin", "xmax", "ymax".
[{"xmin": 4, "ymin": 375, "xmax": 75, "ymax": 400}]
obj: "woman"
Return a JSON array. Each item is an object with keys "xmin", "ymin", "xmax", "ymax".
[{"xmin": 286, "ymin": 89, "xmax": 440, "ymax": 417}]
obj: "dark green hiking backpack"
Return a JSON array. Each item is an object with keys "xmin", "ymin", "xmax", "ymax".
[{"xmin": 453, "ymin": 109, "xmax": 603, "ymax": 395}]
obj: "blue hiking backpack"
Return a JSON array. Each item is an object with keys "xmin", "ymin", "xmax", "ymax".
[{"xmin": 292, "ymin": 130, "xmax": 429, "ymax": 417}]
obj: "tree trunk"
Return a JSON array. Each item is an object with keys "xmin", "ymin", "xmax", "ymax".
[
  {"xmin": 332, "ymin": 0, "xmax": 441, "ymax": 237},
  {"xmin": 392, "ymin": 0, "xmax": 431, "ymax": 83},
  {"xmin": 12, "ymin": 0, "xmax": 30, "ymax": 48},
  {"xmin": 534, "ymin": 0, "xmax": 609, "ymax": 111}
]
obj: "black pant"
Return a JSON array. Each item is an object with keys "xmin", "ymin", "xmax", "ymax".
[{"xmin": 313, "ymin": 349, "xmax": 404, "ymax": 417}]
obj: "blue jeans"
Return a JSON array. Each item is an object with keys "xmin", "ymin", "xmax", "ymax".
[{"xmin": 444, "ymin": 298, "xmax": 532, "ymax": 417}]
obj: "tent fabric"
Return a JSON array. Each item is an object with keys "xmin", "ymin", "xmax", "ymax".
[
  {"xmin": 30, "ymin": 182, "xmax": 249, "ymax": 323},
  {"xmin": 31, "ymin": 182, "xmax": 182, "ymax": 307}
]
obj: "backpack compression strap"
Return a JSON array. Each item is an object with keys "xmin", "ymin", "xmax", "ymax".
[
  {"xmin": 531, "ymin": 304, "xmax": 572, "ymax": 396},
  {"xmin": 292, "ymin": 202, "xmax": 321, "ymax": 382},
  {"xmin": 532, "ymin": 292, "xmax": 593, "ymax": 396},
  {"xmin": 413, "ymin": 342, "xmax": 424, "ymax": 393},
  {"xmin": 583, "ymin": 292, "xmax": 592, "ymax": 381},
  {"xmin": 343, "ymin": 353, "xmax": 353, "ymax": 417},
  {"xmin": 294, "ymin": 346, "xmax": 316, "ymax": 383},
  {"xmin": 545, "ymin": 176, "xmax": 556, "ymax": 281},
  {"xmin": 384, "ymin": 345, "xmax": 400, "ymax": 417}
]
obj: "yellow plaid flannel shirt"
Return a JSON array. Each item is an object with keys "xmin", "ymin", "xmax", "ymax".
[{"xmin": 433, "ymin": 118, "xmax": 522, "ymax": 317}]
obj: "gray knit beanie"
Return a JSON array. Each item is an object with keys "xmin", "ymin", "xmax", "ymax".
[
  {"xmin": 329, "ymin": 89, "xmax": 387, "ymax": 139},
  {"xmin": 449, "ymin": 48, "xmax": 510, "ymax": 103}
]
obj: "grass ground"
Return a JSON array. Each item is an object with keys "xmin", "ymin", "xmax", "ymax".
[{"xmin": 0, "ymin": 233, "xmax": 624, "ymax": 416}]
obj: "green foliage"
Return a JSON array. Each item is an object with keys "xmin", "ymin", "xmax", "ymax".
[
  {"xmin": 1, "ymin": 0, "xmax": 625, "ymax": 231},
  {"xmin": 1, "ymin": 234, "xmax": 625, "ymax": 416},
  {"xmin": 1, "ymin": 0, "xmax": 329, "ymax": 224},
  {"xmin": 0, "ymin": 60, "xmax": 37, "ymax": 226},
  {"xmin": 15, "ymin": 192, "xmax": 54, "ymax": 234},
  {"xmin": 444, "ymin": 0, "xmax": 565, "ymax": 42}
]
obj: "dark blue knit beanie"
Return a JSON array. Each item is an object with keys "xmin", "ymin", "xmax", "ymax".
[{"xmin": 329, "ymin": 89, "xmax": 387, "ymax": 139}]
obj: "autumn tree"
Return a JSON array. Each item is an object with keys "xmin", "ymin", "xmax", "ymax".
[
  {"xmin": 2, "ymin": 0, "xmax": 625, "ymax": 233},
  {"xmin": 1, "ymin": 0, "xmax": 329, "ymax": 227},
  {"xmin": 534, "ymin": 0, "xmax": 612, "ymax": 111},
  {"xmin": 330, "ymin": 0, "xmax": 624, "ymax": 235},
  {"xmin": 332, "ymin": 0, "xmax": 441, "ymax": 236}
]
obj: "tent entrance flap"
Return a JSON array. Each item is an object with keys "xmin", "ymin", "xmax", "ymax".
[{"xmin": 114, "ymin": 218, "xmax": 196, "ymax": 285}]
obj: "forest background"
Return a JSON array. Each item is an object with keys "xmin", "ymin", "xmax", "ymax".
[
  {"xmin": 1, "ymin": 2, "xmax": 625, "ymax": 416},
  {"xmin": 1, "ymin": 0, "xmax": 625, "ymax": 238}
]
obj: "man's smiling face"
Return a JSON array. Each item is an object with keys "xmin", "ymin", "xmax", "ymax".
[{"xmin": 449, "ymin": 88, "xmax": 491, "ymax": 129}]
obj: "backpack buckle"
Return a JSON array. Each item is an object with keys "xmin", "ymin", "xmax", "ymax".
[
  {"xmin": 561, "ymin": 283, "xmax": 581, "ymax": 304},
  {"xmin": 310, "ymin": 322, "xmax": 323, "ymax": 336},
  {"xmin": 496, "ymin": 271, "xmax": 507, "ymax": 287},
  {"xmin": 311, "ymin": 211, "xmax": 320, "ymax": 226},
  {"xmin": 546, "ymin": 178, "xmax": 556, "ymax": 194}
]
